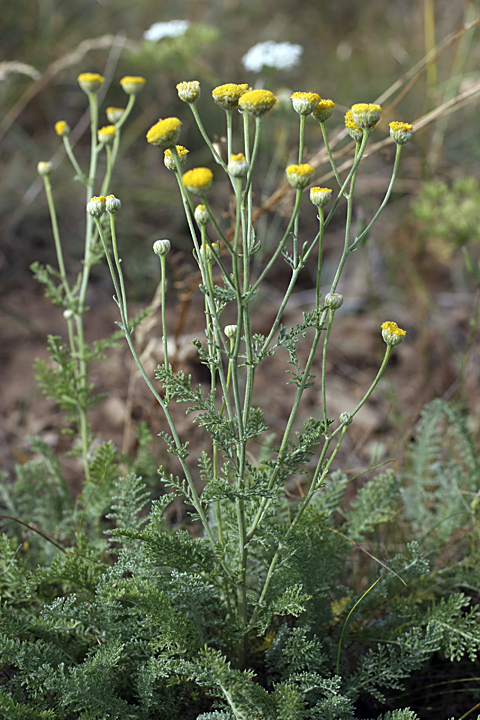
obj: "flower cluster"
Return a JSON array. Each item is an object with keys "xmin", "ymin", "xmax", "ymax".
[{"xmin": 241, "ymin": 41, "xmax": 303, "ymax": 72}]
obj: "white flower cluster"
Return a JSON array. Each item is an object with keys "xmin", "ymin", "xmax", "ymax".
[
  {"xmin": 143, "ymin": 20, "xmax": 190, "ymax": 42},
  {"xmin": 241, "ymin": 41, "xmax": 303, "ymax": 73}
]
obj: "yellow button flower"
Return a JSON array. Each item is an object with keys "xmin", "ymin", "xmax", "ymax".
[
  {"xmin": 177, "ymin": 80, "xmax": 201, "ymax": 103},
  {"xmin": 238, "ymin": 89, "xmax": 277, "ymax": 117},
  {"xmin": 97, "ymin": 125, "xmax": 116, "ymax": 144},
  {"xmin": 310, "ymin": 187, "xmax": 333, "ymax": 208},
  {"xmin": 146, "ymin": 117, "xmax": 182, "ymax": 149},
  {"xmin": 291, "ymin": 91, "xmax": 321, "ymax": 116},
  {"xmin": 106, "ymin": 107, "xmax": 125, "ymax": 124},
  {"xmin": 344, "ymin": 110, "xmax": 364, "ymax": 142},
  {"xmin": 54, "ymin": 120, "xmax": 70, "ymax": 137},
  {"xmin": 212, "ymin": 83, "xmax": 251, "ymax": 110},
  {"xmin": 381, "ymin": 321, "xmax": 406, "ymax": 346},
  {"xmin": 351, "ymin": 103, "xmax": 382, "ymax": 129},
  {"xmin": 120, "ymin": 76, "xmax": 146, "ymax": 95},
  {"xmin": 389, "ymin": 121, "xmax": 413, "ymax": 145},
  {"xmin": 78, "ymin": 72, "xmax": 104, "ymax": 94},
  {"xmin": 285, "ymin": 163, "xmax": 315, "ymax": 189},
  {"xmin": 164, "ymin": 145, "xmax": 189, "ymax": 171},
  {"xmin": 312, "ymin": 99, "xmax": 335, "ymax": 123},
  {"xmin": 182, "ymin": 167, "xmax": 214, "ymax": 194}
]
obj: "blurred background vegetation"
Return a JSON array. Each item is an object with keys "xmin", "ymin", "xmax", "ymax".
[{"xmin": 2, "ymin": 0, "xmax": 480, "ymax": 444}]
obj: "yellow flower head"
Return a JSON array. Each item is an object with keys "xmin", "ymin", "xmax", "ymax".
[
  {"xmin": 106, "ymin": 107, "xmax": 125, "ymax": 124},
  {"xmin": 86, "ymin": 195, "xmax": 107, "ymax": 218},
  {"xmin": 182, "ymin": 167, "xmax": 214, "ymax": 194},
  {"xmin": 97, "ymin": 125, "xmax": 116, "ymax": 144},
  {"xmin": 146, "ymin": 117, "xmax": 182, "ymax": 149},
  {"xmin": 312, "ymin": 99, "xmax": 335, "ymax": 123},
  {"xmin": 106, "ymin": 195, "xmax": 121, "ymax": 213},
  {"xmin": 120, "ymin": 76, "xmax": 146, "ymax": 95},
  {"xmin": 310, "ymin": 187, "xmax": 333, "ymax": 208},
  {"xmin": 238, "ymin": 89, "xmax": 277, "ymax": 117},
  {"xmin": 164, "ymin": 145, "xmax": 189, "ymax": 171},
  {"xmin": 351, "ymin": 102, "xmax": 382, "ymax": 130},
  {"xmin": 177, "ymin": 80, "xmax": 201, "ymax": 103},
  {"xmin": 344, "ymin": 110, "xmax": 364, "ymax": 142},
  {"xmin": 78, "ymin": 72, "xmax": 104, "ymax": 94},
  {"xmin": 291, "ymin": 91, "xmax": 321, "ymax": 116},
  {"xmin": 212, "ymin": 83, "xmax": 251, "ymax": 110},
  {"xmin": 228, "ymin": 152, "xmax": 249, "ymax": 179},
  {"xmin": 54, "ymin": 120, "xmax": 70, "ymax": 137},
  {"xmin": 389, "ymin": 121, "xmax": 413, "ymax": 145},
  {"xmin": 285, "ymin": 163, "xmax": 315, "ymax": 190},
  {"xmin": 381, "ymin": 321, "xmax": 406, "ymax": 346}
]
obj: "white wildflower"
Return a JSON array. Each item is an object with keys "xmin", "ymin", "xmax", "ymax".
[
  {"xmin": 143, "ymin": 20, "xmax": 190, "ymax": 42},
  {"xmin": 241, "ymin": 41, "xmax": 303, "ymax": 73}
]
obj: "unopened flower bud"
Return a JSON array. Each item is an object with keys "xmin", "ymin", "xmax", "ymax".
[
  {"xmin": 224, "ymin": 324, "xmax": 237, "ymax": 338},
  {"xmin": 176, "ymin": 80, "xmax": 201, "ymax": 103},
  {"xmin": 339, "ymin": 412, "xmax": 352, "ymax": 425},
  {"xmin": 153, "ymin": 239, "xmax": 171, "ymax": 256},
  {"xmin": 325, "ymin": 292, "xmax": 344, "ymax": 309},
  {"xmin": 86, "ymin": 195, "xmax": 106, "ymax": 218},
  {"xmin": 63, "ymin": 309, "xmax": 74, "ymax": 320},
  {"xmin": 194, "ymin": 204, "xmax": 209, "ymax": 227},
  {"xmin": 228, "ymin": 153, "xmax": 249, "ymax": 178},
  {"xmin": 106, "ymin": 195, "xmax": 121, "ymax": 213},
  {"xmin": 164, "ymin": 145, "xmax": 189, "ymax": 171},
  {"xmin": 310, "ymin": 187, "xmax": 332, "ymax": 208},
  {"xmin": 199, "ymin": 243, "xmax": 217, "ymax": 264},
  {"xmin": 37, "ymin": 161, "xmax": 53, "ymax": 176},
  {"xmin": 381, "ymin": 321, "xmax": 406, "ymax": 346}
]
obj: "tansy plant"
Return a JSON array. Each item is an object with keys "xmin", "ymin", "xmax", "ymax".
[{"xmin": 9, "ymin": 77, "xmax": 479, "ymax": 720}]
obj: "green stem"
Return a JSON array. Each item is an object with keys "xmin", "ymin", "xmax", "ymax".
[{"xmin": 42, "ymin": 175, "xmax": 71, "ymax": 302}]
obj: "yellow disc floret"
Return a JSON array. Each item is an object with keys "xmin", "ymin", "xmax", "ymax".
[
  {"xmin": 182, "ymin": 167, "xmax": 214, "ymax": 194},
  {"xmin": 381, "ymin": 321, "xmax": 406, "ymax": 346},
  {"xmin": 291, "ymin": 91, "xmax": 321, "ymax": 116},
  {"xmin": 146, "ymin": 117, "xmax": 182, "ymax": 149},
  {"xmin": 285, "ymin": 163, "xmax": 315, "ymax": 189},
  {"xmin": 120, "ymin": 76, "xmax": 146, "ymax": 95},
  {"xmin": 78, "ymin": 72, "xmax": 104, "ymax": 94},
  {"xmin": 212, "ymin": 83, "xmax": 251, "ymax": 110}
]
